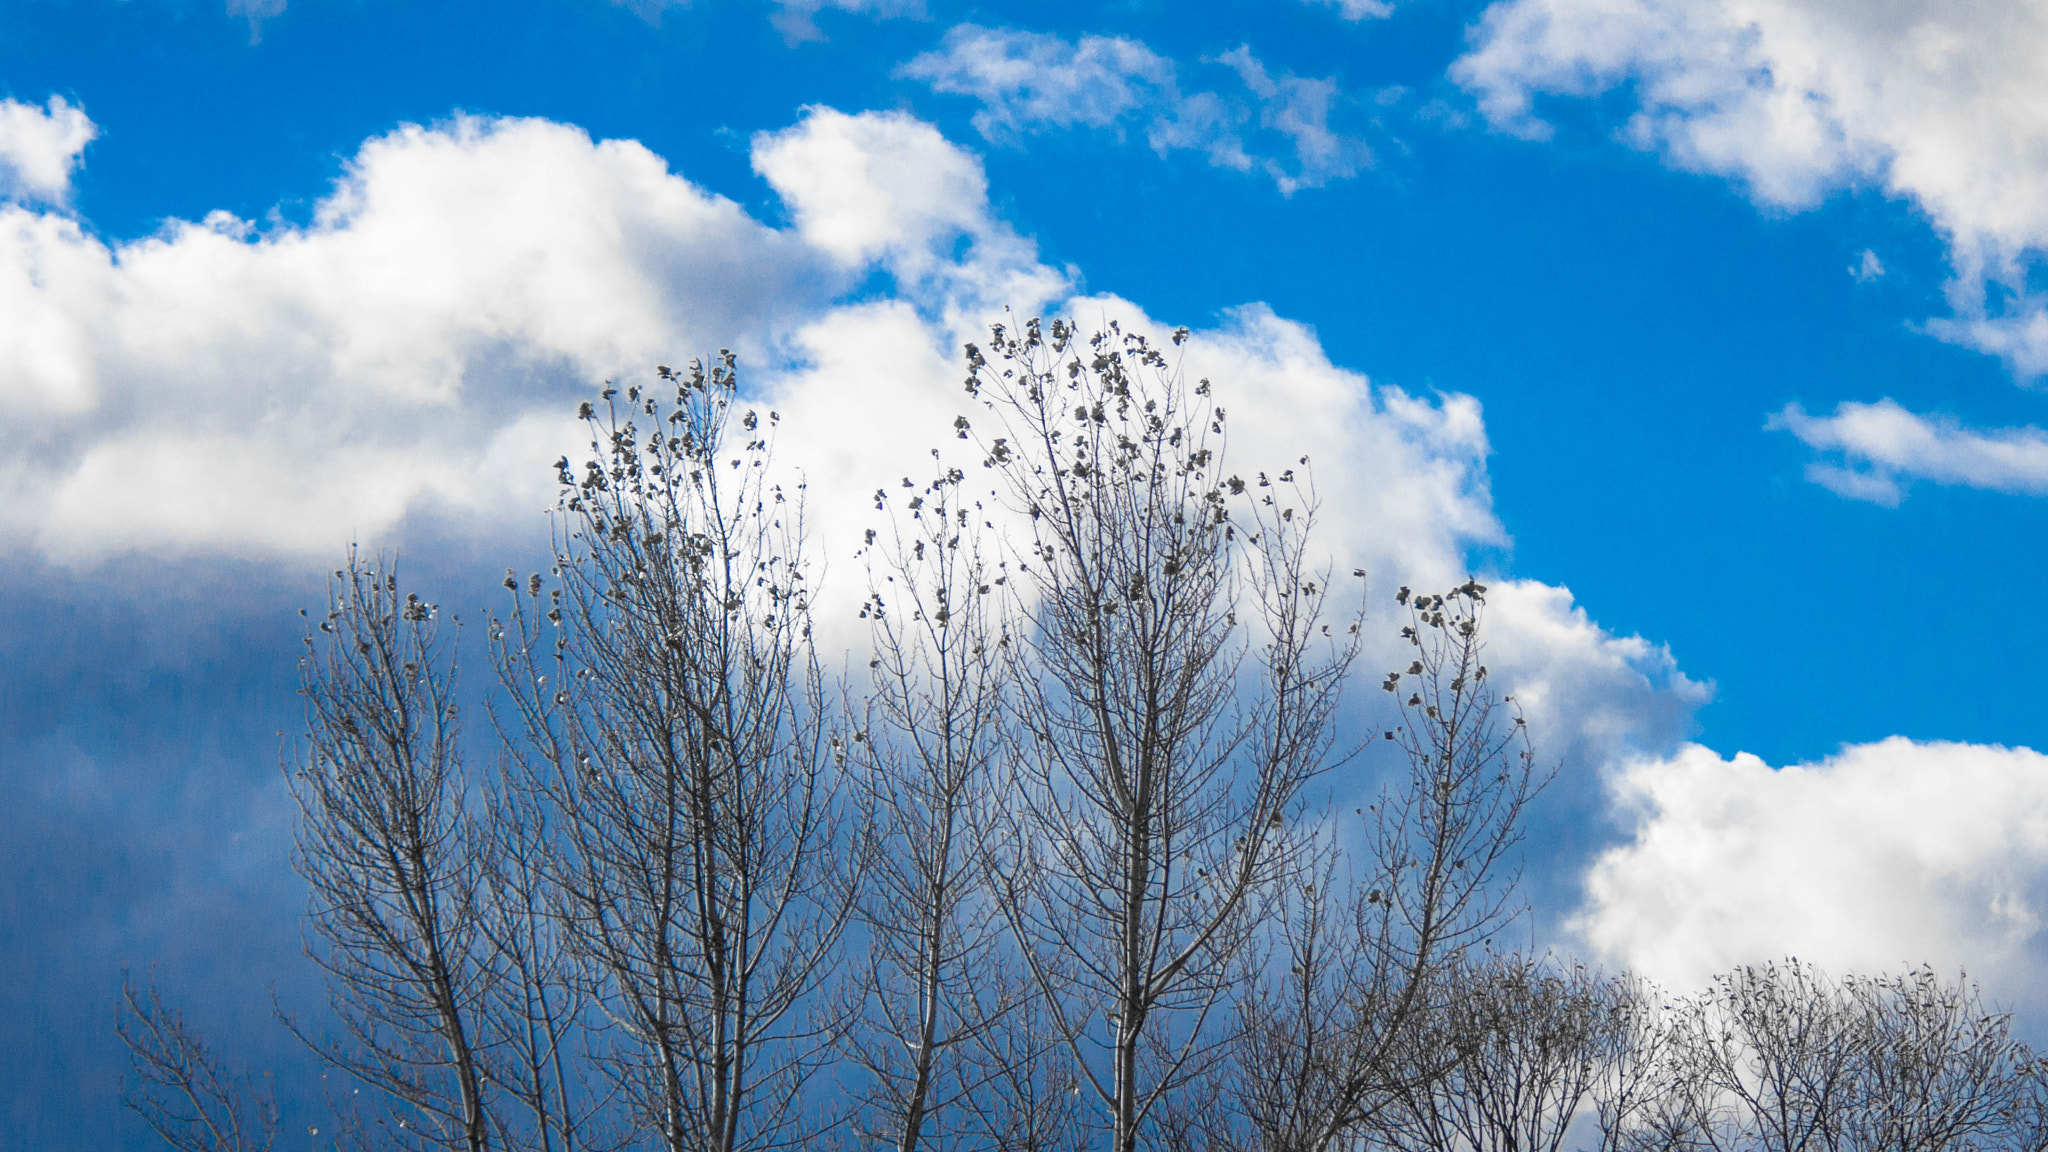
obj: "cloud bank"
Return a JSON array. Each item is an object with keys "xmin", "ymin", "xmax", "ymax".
[
  {"xmin": 1455, "ymin": 0, "xmax": 2048, "ymax": 376},
  {"xmin": 0, "ymin": 113, "xmax": 849, "ymax": 558},
  {"xmin": 1576, "ymin": 738, "xmax": 2048, "ymax": 1001},
  {"xmin": 0, "ymin": 95, "xmax": 1696, "ymax": 767},
  {"xmin": 0, "ymin": 95, "xmax": 1714, "ymax": 996}
]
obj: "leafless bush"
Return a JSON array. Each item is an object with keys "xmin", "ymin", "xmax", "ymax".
[
  {"xmin": 1839, "ymin": 965, "xmax": 2032, "ymax": 1152},
  {"xmin": 1597, "ymin": 960, "xmax": 2047, "ymax": 1152}
]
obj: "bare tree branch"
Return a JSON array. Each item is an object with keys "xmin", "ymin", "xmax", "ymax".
[
  {"xmin": 1382, "ymin": 954, "xmax": 1626, "ymax": 1152},
  {"xmin": 963, "ymin": 317, "xmax": 1360, "ymax": 1152},
  {"xmin": 1218, "ymin": 581, "xmax": 1544, "ymax": 1152},
  {"xmin": 840, "ymin": 461, "xmax": 1015, "ymax": 1152},
  {"xmin": 119, "ymin": 972, "xmax": 282, "ymax": 1152},
  {"xmin": 288, "ymin": 553, "xmax": 494, "ymax": 1151}
]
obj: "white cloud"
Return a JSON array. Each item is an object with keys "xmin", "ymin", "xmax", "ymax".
[
  {"xmin": 764, "ymin": 288, "xmax": 1701, "ymax": 779},
  {"xmin": 1216, "ymin": 48, "xmax": 1375, "ymax": 194},
  {"xmin": 0, "ymin": 110, "xmax": 842, "ymax": 558},
  {"xmin": 750, "ymin": 106, "xmax": 1063, "ymax": 316},
  {"xmin": 0, "ymin": 97, "xmax": 1701, "ymax": 810},
  {"xmin": 1482, "ymin": 579, "xmax": 1708, "ymax": 772},
  {"xmin": 0, "ymin": 97, "xmax": 96, "ymax": 204},
  {"xmin": 1769, "ymin": 398, "xmax": 2048, "ymax": 504},
  {"xmin": 901, "ymin": 26, "xmax": 1379, "ymax": 194},
  {"xmin": 899, "ymin": 25, "xmax": 1175, "ymax": 137},
  {"xmin": 0, "ymin": 101, "xmax": 1074, "ymax": 566},
  {"xmin": 1453, "ymin": 0, "xmax": 2048, "ymax": 375},
  {"xmin": 1575, "ymin": 739, "xmax": 2048, "ymax": 1000}
]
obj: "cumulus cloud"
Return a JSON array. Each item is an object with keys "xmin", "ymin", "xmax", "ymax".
[
  {"xmin": 0, "ymin": 110, "xmax": 840, "ymax": 558},
  {"xmin": 0, "ymin": 96, "xmax": 95, "ymax": 204},
  {"xmin": 1575, "ymin": 739, "xmax": 2048, "ymax": 1000},
  {"xmin": 0, "ymin": 89, "xmax": 1735, "ymax": 1142},
  {"xmin": 901, "ymin": 25, "xmax": 1379, "ymax": 194},
  {"xmin": 1453, "ymin": 0, "xmax": 2048, "ymax": 375},
  {"xmin": 764, "ymin": 288, "xmax": 1702, "ymax": 777},
  {"xmin": 751, "ymin": 106, "xmax": 1062, "ymax": 314},
  {"xmin": 1482, "ymin": 580, "xmax": 1708, "ymax": 773},
  {"xmin": 1769, "ymin": 399, "xmax": 2048, "ymax": 504},
  {"xmin": 0, "ymin": 95, "xmax": 1700, "ymax": 806},
  {"xmin": 0, "ymin": 101, "xmax": 1071, "ymax": 566}
]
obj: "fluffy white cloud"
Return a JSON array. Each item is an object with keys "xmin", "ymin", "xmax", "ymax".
[
  {"xmin": 1454, "ymin": 0, "xmax": 2048, "ymax": 375},
  {"xmin": 764, "ymin": 288, "xmax": 1700, "ymax": 776},
  {"xmin": 1576, "ymin": 739, "xmax": 2048, "ymax": 1000},
  {"xmin": 0, "ymin": 112, "xmax": 840, "ymax": 558},
  {"xmin": 0, "ymin": 96, "xmax": 95, "ymax": 204},
  {"xmin": 901, "ymin": 26, "xmax": 1379, "ymax": 194},
  {"xmin": 751, "ymin": 106, "xmax": 1062, "ymax": 315},
  {"xmin": 1482, "ymin": 580, "xmax": 1708, "ymax": 772},
  {"xmin": 0, "ymin": 96, "xmax": 1700, "ymax": 802},
  {"xmin": 0, "ymin": 101, "xmax": 1074, "ymax": 565},
  {"xmin": 768, "ymin": 272, "xmax": 1698, "ymax": 770},
  {"xmin": 1769, "ymin": 398, "xmax": 2048, "ymax": 504}
]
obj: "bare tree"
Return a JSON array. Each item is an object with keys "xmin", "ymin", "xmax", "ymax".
[
  {"xmin": 962, "ymin": 317, "xmax": 1361, "ymax": 1152},
  {"xmin": 289, "ymin": 555, "xmax": 494, "ymax": 1151},
  {"xmin": 841, "ymin": 462, "xmax": 1015, "ymax": 1152},
  {"xmin": 1218, "ymin": 581, "xmax": 1544, "ymax": 1152},
  {"xmin": 1213, "ymin": 844, "xmax": 1374, "ymax": 1152},
  {"xmin": 126, "ymin": 334, "xmax": 2048, "ymax": 1152},
  {"xmin": 119, "ymin": 972, "xmax": 282, "ymax": 1152},
  {"xmin": 495, "ymin": 357, "xmax": 856, "ymax": 1152},
  {"xmin": 2008, "ymin": 1048, "xmax": 2048, "ymax": 1152}
]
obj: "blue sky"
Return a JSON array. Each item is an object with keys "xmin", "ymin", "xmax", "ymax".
[{"xmin": 7, "ymin": 0, "xmax": 2048, "ymax": 1145}]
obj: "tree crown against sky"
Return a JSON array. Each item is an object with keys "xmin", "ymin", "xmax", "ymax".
[
  {"xmin": 13, "ymin": 1, "xmax": 2048, "ymax": 1147},
  {"xmin": 115, "ymin": 325, "xmax": 1549, "ymax": 1152},
  {"xmin": 116, "ymin": 327, "xmax": 2048, "ymax": 1152}
]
